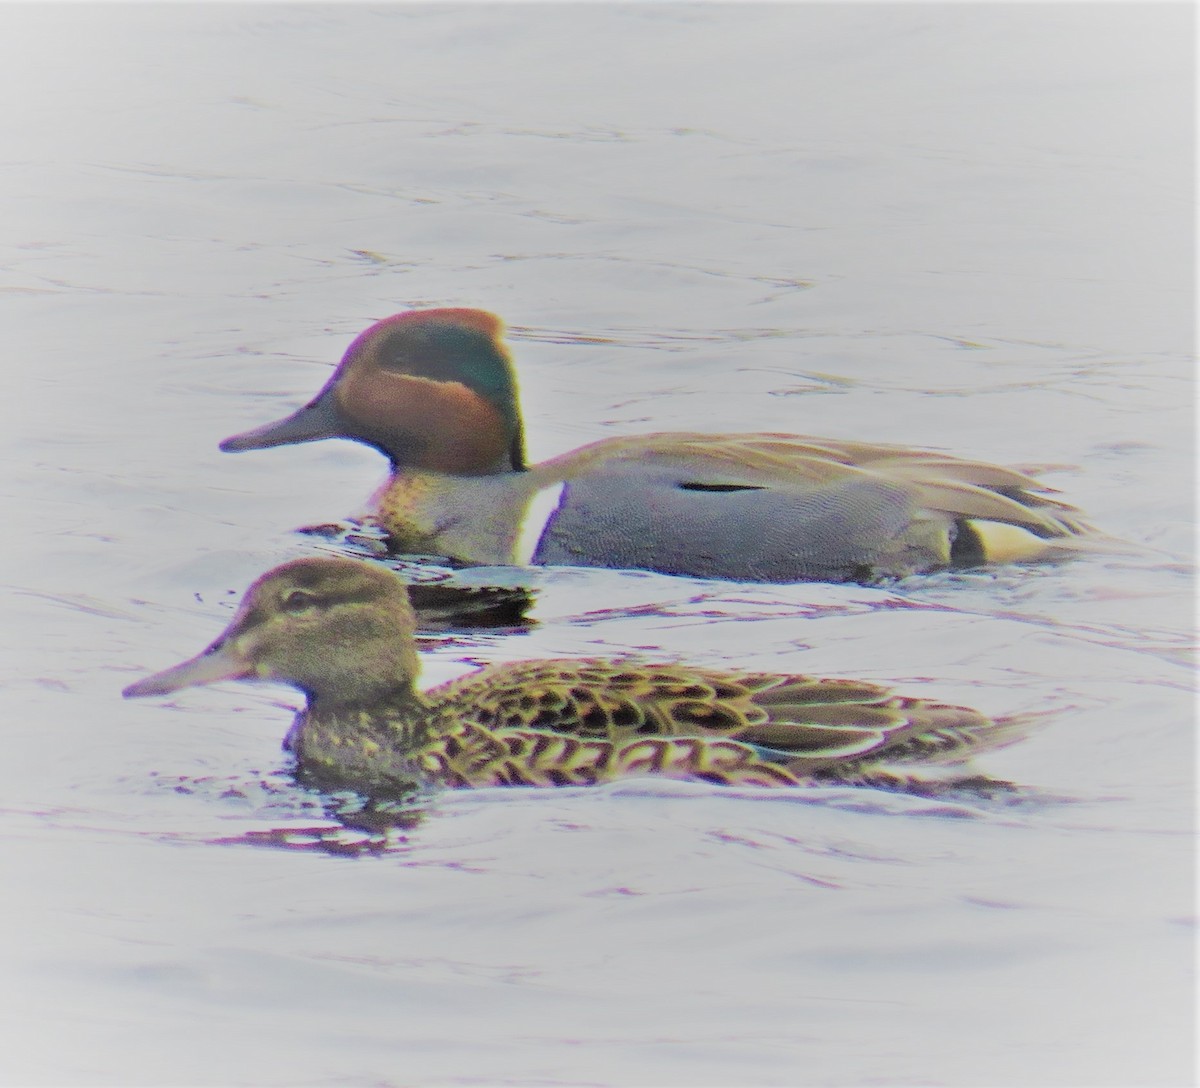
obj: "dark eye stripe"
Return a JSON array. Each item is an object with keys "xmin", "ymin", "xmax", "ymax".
[
  {"xmin": 280, "ymin": 590, "xmax": 317, "ymax": 613},
  {"xmin": 276, "ymin": 586, "xmax": 382, "ymax": 615}
]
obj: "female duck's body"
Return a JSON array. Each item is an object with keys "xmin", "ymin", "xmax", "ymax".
[{"xmin": 123, "ymin": 558, "xmax": 1035, "ymax": 801}]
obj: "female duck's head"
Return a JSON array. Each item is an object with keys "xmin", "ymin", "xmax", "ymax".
[
  {"xmin": 221, "ymin": 308, "xmax": 526, "ymax": 475},
  {"xmin": 122, "ymin": 557, "xmax": 423, "ymax": 709}
]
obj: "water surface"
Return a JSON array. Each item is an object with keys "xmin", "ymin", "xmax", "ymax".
[{"xmin": 1, "ymin": 5, "xmax": 1194, "ymax": 1086}]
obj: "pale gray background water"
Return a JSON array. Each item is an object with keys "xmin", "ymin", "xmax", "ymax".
[{"xmin": 1, "ymin": 4, "xmax": 1194, "ymax": 1086}]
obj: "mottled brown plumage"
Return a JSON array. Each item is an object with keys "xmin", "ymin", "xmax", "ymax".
[{"xmin": 124, "ymin": 558, "xmax": 1035, "ymax": 800}]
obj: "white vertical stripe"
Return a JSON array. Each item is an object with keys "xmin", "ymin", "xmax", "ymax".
[{"xmin": 513, "ymin": 482, "xmax": 567, "ymax": 565}]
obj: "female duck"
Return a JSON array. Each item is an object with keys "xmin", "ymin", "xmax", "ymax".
[
  {"xmin": 220, "ymin": 308, "xmax": 1093, "ymax": 583},
  {"xmin": 124, "ymin": 557, "xmax": 1032, "ymax": 800}
]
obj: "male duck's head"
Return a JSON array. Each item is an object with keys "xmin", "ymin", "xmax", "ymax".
[
  {"xmin": 123, "ymin": 557, "xmax": 423, "ymax": 709},
  {"xmin": 221, "ymin": 308, "xmax": 526, "ymax": 475}
]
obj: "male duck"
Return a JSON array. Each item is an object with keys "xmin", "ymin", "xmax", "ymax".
[
  {"xmin": 220, "ymin": 308, "xmax": 1092, "ymax": 583},
  {"xmin": 124, "ymin": 557, "xmax": 1033, "ymax": 799}
]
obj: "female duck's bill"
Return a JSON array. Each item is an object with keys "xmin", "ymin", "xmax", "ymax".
[
  {"xmin": 122, "ymin": 636, "xmax": 254, "ymax": 698},
  {"xmin": 124, "ymin": 557, "xmax": 1039, "ymax": 799},
  {"xmin": 218, "ymin": 308, "xmax": 1098, "ymax": 584}
]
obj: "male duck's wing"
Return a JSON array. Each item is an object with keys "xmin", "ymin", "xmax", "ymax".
[
  {"xmin": 529, "ymin": 432, "xmax": 1092, "ymax": 581},
  {"xmin": 556, "ymin": 432, "xmax": 1087, "ymax": 532}
]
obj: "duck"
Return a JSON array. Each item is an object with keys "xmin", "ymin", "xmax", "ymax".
[
  {"xmin": 219, "ymin": 307, "xmax": 1093, "ymax": 584},
  {"xmin": 123, "ymin": 557, "xmax": 1034, "ymax": 800}
]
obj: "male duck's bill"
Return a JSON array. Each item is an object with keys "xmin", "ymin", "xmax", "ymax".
[
  {"xmin": 220, "ymin": 308, "xmax": 1098, "ymax": 584},
  {"xmin": 124, "ymin": 557, "xmax": 1039, "ymax": 801}
]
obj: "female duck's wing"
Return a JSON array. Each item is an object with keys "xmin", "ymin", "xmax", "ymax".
[{"xmin": 425, "ymin": 660, "xmax": 1030, "ymax": 782}]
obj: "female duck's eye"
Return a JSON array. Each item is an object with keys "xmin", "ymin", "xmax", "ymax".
[{"xmin": 280, "ymin": 589, "xmax": 317, "ymax": 614}]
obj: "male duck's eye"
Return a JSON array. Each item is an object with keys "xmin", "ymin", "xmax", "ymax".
[{"xmin": 280, "ymin": 589, "xmax": 317, "ymax": 614}]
